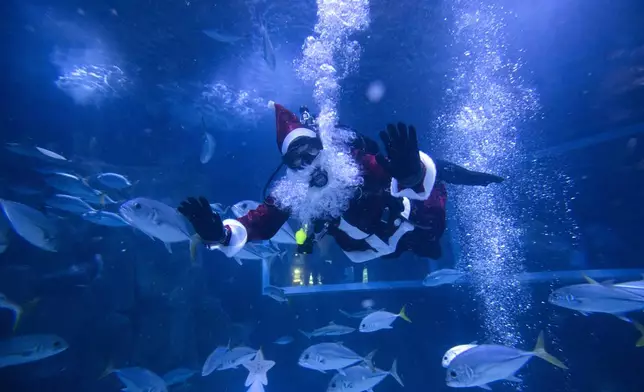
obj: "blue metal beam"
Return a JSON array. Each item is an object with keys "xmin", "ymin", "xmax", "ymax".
[
  {"xmin": 533, "ymin": 122, "xmax": 644, "ymax": 159},
  {"xmin": 270, "ymin": 268, "xmax": 644, "ymax": 296}
]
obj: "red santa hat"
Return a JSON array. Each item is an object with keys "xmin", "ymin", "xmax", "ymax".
[{"xmin": 268, "ymin": 100, "xmax": 317, "ymax": 155}]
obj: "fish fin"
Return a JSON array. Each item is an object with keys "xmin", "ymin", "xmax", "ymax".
[
  {"xmin": 329, "ymin": 321, "xmax": 336, "ymax": 325},
  {"xmin": 234, "ymin": 257, "xmax": 243, "ymax": 265},
  {"xmin": 164, "ymin": 242, "xmax": 173, "ymax": 254},
  {"xmin": 339, "ymin": 309, "xmax": 351, "ymax": 318},
  {"xmin": 190, "ymin": 234, "xmax": 202, "ymax": 265},
  {"xmin": 363, "ymin": 349, "xmax": 377, "ymax": 370},
  {"xmin": 299, "ymin": 329, "xmax": 311, "ymax": 339},
  {"xmin": 532, "ymin": 331, "xmax": 568, "ymax": 369},
  {"xmin": 614, "ymin": 314, "xmax": 632, "ymax": 323},
  {"xmin": 478, "ymin": 384, "xmax": 492, "ymax": 390},
  {"xmin": 633, "ymin": 320, "xmax": 644, "ymax": 347},
  {"xmin": 12, "ymin": 308, "xmax": 23, "ymax": 332},
  {"xmin": 337, "ymin": 368, "xmax": 346, "ymax": 376},
  {"xmin": 579, "ymin": 311, "xmax": 590, "ymax": 316},
  {"xmin": 469, "ymin": 340, "xmax": 478, "ymax": 345},
  {"xmin": 389, "ymin": 359, "xmax": 404, "ymax": 387},
  {"xmin": 398, "ymin": 305, "xmax": 411, "ymax": 323},
  {"xmin": 316, "ymin": 369, "xmax": 326, "ymax": 374},
  {"xmin": 582, "ymin": 273, "xmax": 600, "ymax": 285},
  {"xmin": 98, "ymin": 359, "xmax": 114, "ymax": 379},
  {"xmin": 505, "ymin": 374, "xmax": 522, "ymax": 382}
]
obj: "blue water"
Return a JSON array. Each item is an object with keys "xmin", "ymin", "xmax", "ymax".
[{"xmin": 1, "ymin": 0, "xmax": 644, "ymax": 391}]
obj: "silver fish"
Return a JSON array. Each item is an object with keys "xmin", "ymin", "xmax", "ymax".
[
  {"xmin": 201, "ymin": 132, "xmax": 216, "ymax": 164},
  {"xmin": 46, "ymin": 194, "xmax": 96, "ymax": 215},
  {"xmin": 0, "ymin": 293, "xmax": 22, "ymax": 331},
  {"xmin": 162, "ymin": 367, "xmax": 197, "ymax": 386},
  {"xmin": 202, "ymin": 29, "xmax": 245, "ymax": 43},
  {"xmin": 446, "ymin": 332, "xmax": 567, "ymax": 390},
  {"xmin": 327, "ymin": 360, "xmax": 403, "ymax": 392},
  {"xmin": 422, "ymin": 268, "xmax": 466, "ymax": 287},
  {"xmin": 442, "ymin": 343, "xmax": 478, "ymax": 368},
  {"xmin": 111, "ymin": 367, "xmax": 167, "ymax": 392},
  {"xmin": 300, "ymin": 322, "xmax": 355, "ymax": 339},
  {"xmin": 298, "ymin": 343, "xmax": 374, "ymax": 373},
  {"xmin": 0, "ymin": 334, "xmax": 68, "ymax": 368},
  {"xmin": 0, "ymin": 214, "xmax": 9, "ymax": 254},
  {"xmin": 5, "ymin": 143, "xmax": 67, "ymax": 161},
  {"xmin": 202, "ymin": 345, "xmax": 229, "ymax": 376},
  {"xmin": 549, "ymin": 282, "xmax": 644, "ymax": 321},
  {"xmin": 259, "ymin": 19, "xmax": 276, "ymax": 70},
  {"xmin": 120, "ymin": 198, "xmax": 199, "ymax": 256},
  {"xmin": 209, "ymin": 203, "xmax": 229, "ymax": 215},
  {"xmin": 95, "ymin": 173, "xmax": 133, "ymax": 189},
  {"xmin": 0, "ymin": 199, "xmax": 58, "ymax": 252},
  {"xmin": 359, "ymin": 306, "xmax": 411, "ymax": 333},
  {"xmin": 44, "ymin": 172, "xmax": 102, "ymax": 200},
  {"xmin": 338, "ymin": 308, "xmax": 381, "ymax": 319},
  {"xmin": 82, "ymin": 211, "xmax": 129, "ymax": 227},
  {"xmin": 219, "ymin": 346, "xmax": 258, "ymax": 370}
]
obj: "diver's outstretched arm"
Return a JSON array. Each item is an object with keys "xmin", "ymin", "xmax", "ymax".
[{"xmin": 434, "ymin": 159, "xmax": 504, "ymax": 186}]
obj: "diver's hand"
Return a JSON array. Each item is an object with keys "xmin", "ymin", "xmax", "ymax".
[
  {"xmin": 379, "ymin": 122, "xmax": 423, "ymax": 187},
  {"xmin": 178, "ymin": 197, "xmax": 225, "ymax": 243}
]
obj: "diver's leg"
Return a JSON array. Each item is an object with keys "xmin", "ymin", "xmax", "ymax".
[{"xmin": 434, "ymin": 159, "xmax": 504, "ymax": 186}]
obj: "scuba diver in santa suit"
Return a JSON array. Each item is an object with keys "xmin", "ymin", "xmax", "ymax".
[{"xmin": 178, "ymin": 102, "xmax": 503, "ymax": 264}]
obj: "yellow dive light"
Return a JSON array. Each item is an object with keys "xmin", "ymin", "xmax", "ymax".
[{"xmin": 295, "ymin": 224, "xmax": 308, "ymax": 245}]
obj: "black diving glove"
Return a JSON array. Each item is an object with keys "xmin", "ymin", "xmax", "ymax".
[
  {"xmin": 379, "ymin": 122, "xmax": 424, "ymax": 187},
  {"xmin": 177, "ymin": 196, "xmax": 227, "ymax": 243}
]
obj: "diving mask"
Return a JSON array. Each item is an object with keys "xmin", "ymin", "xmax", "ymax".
[{"xmin": 282, "ymin": 137, "xmax": 322, "ymax": 170}]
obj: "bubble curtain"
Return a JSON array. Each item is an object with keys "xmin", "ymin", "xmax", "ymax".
[
  {"xmin": 295, "ymin": 0, "xmax": 370, "ymax": 146},
  {"xmin": 440, "ymin": 1, "xmax": 540, "ymax": 346}
]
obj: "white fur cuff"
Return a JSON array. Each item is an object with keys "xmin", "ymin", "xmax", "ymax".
[
  {"xmin": 208, "ymin": 219, "xmax": 248, "ymax": 257},
  {"xmin": 390, "ymin": 151, "xmax": 436, "ymax": 201}
]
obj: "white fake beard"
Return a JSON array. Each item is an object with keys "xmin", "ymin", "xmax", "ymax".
[{"xmin": 271, "ymin": 146, "xmax": 363, "ymax": 225}]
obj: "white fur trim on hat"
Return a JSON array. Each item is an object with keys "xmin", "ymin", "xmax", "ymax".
[
  {"xmin": 267, "ymin": 100, "xmax": 275, "ymax": 109},
  {"xmin": 390, "ymin": 151, "xmax": 437, "ymax": 201},
  {"xmin": 281, "ymin": 127, "xmax": 317, "ymax": 155}
]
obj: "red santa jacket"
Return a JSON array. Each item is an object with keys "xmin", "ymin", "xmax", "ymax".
[{"xmin": 216, "ymin": 147, "xmax": 447, "ymax": 263}]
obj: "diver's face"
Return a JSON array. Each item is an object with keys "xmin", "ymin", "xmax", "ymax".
[
  {"xmin": 283, "ymin": 137, "xmax": 322, "ymax": 171},
  {"xmin": 283, "ymin": 137, "xmax": 328, "ymax": 188}
]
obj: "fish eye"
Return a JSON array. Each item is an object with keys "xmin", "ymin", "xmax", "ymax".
[
  {"xmin": 53, "ymin": 341, "xmax": 62, "ymax": 348},
  {"xmin": 134, "ymin": 203, "xmax": 141, "ymax": 210},
  {"xmin": 361, "ymin": 323, "xmax": 365, "ymax": 328},
  {"xmin": 331, "ymin": 383, "xmax": 336, "ymax": 388},
  {"xmin": 450, "ymin": 370, "xmax": 457, "ymax": 378},
  {"xmin": 304, "ymin": 354, "xmax": 309, "ymax": 360},
  {"xmin": 443, "ymin": 356, "xmax": 448, "ymax": 361}
]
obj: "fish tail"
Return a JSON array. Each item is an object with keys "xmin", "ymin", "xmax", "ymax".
[
  {"xmin": 338, "ymin": 309, "xmax": 351, "ymax": 317},
  {"xmin": 389, "ymin": 359, "xmax": 404, "ymax": 387},
  {"xmin": 98, "ymin": 359, "xmax": 114, "ymax": 379},
  {"xmin": 298, "ymin": 329, "xmax": 311, "ymax": 339},
  {"xmin": 363, "ymin": 349, "xmax": 377, "ymax": 370},
  {"xmin": 633, "ymin": 320, "xmax": 644, "ymax": 347},
  {"xmin": 14, "ymin": 297, "xmax": 40, "ymax": 331},
  {"xmin": 532, "ymin": 331, "xmax": 568, "ymax": 369},
  {"xmin": 12, "ymin": 307, "xmax": 23, "ymax": 332},
  {"xmin": 398, "ymin": 305, "xmax": 411, "ymax": 323},
  {"xmin": 190, "ymin": 234, "xmax": 203, "ymax": 265}
]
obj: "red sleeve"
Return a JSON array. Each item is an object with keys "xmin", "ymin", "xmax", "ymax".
[
  {"xmin": 356, "ymin": 151, "xmax": 391, "ymax": 186},
  {"xmin": 236, "ymin": 197, "xmax": 290, "ymax": 241}
]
